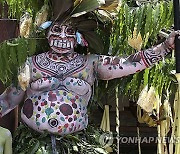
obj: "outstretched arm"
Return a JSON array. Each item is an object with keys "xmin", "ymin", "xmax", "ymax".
[
  {"xmin": 0, "ymin": 85, "xmax": 25, "ymax": 118},
  {"xmin": 94, "ymin": 31, "xmax": 178, "ymax": 80}
]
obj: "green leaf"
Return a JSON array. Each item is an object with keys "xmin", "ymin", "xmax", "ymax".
[
  {"xmin": 166, "ymin": 1, "xmax": 173, "ymax": 28},
  {"xmin": 27, "ymin": 38, "xmax": 37, "ymax": 56},
  {"xmin": 17, "ymin": 38, "xmax": 28, "ymax": 67},
  {"xmin": 29, "ymin": 140, "xmax": 40, "ymax": 154},
  {"xmin": 65, "ymin": 135, "xmax": 80, "ymax": 142},
  {"xmin": 144, "ymin": 3, "xmax": 152, "ymax": 36},
  {"xmin": 137, "ymin": 4, "xmax": 146, "ymax": 37},
  {"xmin": 71, "ymin": 0, "xmax": 105, "ymax": 17},
  {"xmin": 143, "ymin": 68, "xmax": 149, "ymax": 87},
  {"xmin": 83, "ymin": 31, "xmax": 104, "ymax": 53},
  {"xmin": 9, "ymin": 45, "xmax": 18, "ymax": 65},
  {"xmin": 124, "ymin": 4, "xmax": 130, "ymax": 31},
  {"xmin": 151, "ymin": 3, "xmax": 160, "ymax": 36},
  {"xmin": 74, "ymin": 19, "xmax": 98, "ymax": 32},
  {"xmin": 159, "ymin": 1, "xmax": 167, "ymax": 30}
]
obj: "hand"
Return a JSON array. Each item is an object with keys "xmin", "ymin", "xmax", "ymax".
[{"xmin": 165, "ymin": 30, "xmax": 180, "ymax": 49}]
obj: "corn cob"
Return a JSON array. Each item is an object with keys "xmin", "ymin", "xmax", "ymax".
[
  {"xmin": 20, "ymin": 13, "xmax": 32, "ymax": 38},
  {"xmin": 100, "ymin": 0, "xmax": 120, "ymax": 11},
  {"xmin": 34, "ymin": 5, "xmax": 49, "ymax": 27},
  {"xmin": 137, "ymin": 86, "xmax": 157, "ymax": 113},
  {"xmin": 137, "ymin": 85, "xmax": 148, "ymax": 110},
  {"xmin": 18, "ymin": 63, "xmax": 30, "ymax": 91},
  {"xmin": 128, "ymin": 27, "xmax": 143, "ymax": 51},
  {"xmin": 137, "ymin": 86, "xmax": 159, "ymax": 127}
]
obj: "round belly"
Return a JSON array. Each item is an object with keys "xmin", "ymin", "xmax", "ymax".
[{"xmin": 21, "ymin": 90, "xmax": 89, "ymax": 135}]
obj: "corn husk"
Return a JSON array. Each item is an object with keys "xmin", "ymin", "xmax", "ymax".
[
  {"xmin": 137, "ymin": 86, "xmax": 159, "ymax": 127},
  {"xmin": 20, "ymin": 13, "xmax": 32, "ymax": 38},
  {"xmin": 100, "ymin": 105, "xmax": 110, "ymax": 132},
  {"xmin": 137, "ymin": 86, "xmax": 157, "ymax": 113},
  {"xmin": 34, "ymin": 4, "xmax": 49, "ymax": 27},
  {"xmin": 128, "ymin": 27, "xmax": 143, "ymax": 51},
  {"xmin": 18, "ymin": 63, "xmax": 30, "ymax": 91},
  {"xmin": 100, "ymin": 0, "xmax": 120, "ymax": 11}
]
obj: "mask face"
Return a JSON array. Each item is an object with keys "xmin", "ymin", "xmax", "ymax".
[{"xmin": 47, "ymin": 23, "xmax": 76, "ymax": 54}]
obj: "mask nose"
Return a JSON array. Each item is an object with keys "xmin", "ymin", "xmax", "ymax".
[{"xmin": 59, "ymin": 26, "xmax": 66, "ymax": 38}]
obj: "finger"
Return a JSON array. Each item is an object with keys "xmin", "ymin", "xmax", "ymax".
[
  {"xmin": 169, "ymin": 31, "xmax": 176, "ymax": 37},
  {"xmin": 175, "ymin": 30, "xmax": 180, "ymax": 35},
  {"xmin": 174, "ymin": 30, "xmax": 180, "ymax": 39}
]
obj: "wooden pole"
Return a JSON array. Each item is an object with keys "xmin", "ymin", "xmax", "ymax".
[
  {"xmin": 115, "ymin": 87, "xmax": 120, "ymax": 154},
  {"xmin": 173, "ymin": 1, "xmax": 180, "ymax": 154}
]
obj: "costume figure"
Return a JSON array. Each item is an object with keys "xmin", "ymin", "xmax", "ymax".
[
  {"xmin": 0, "ymin": 0, "xmax": 179, "ymax": 136},
  {"xmin": 0, "ymin": 126, "xmax": 12, "ymax": 154}
]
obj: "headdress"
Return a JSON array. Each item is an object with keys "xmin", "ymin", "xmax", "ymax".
[{"xmin": 41, "ymin": 0, "xmax": 120, "ymax": 53}]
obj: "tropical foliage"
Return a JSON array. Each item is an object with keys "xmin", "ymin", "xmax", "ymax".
[
  {"xmin": 0, "ymin": 0, "xmax": 177, "ymax": 153},
  {"xmin": 13, "ymin": 123, "xmax": 116, "ymax": 154},
  {"xmin": 0, "ymin": 0, "xmax": 48, "ymax": 19},
  {"xmin": 96, "ymin": 0, "xmax": 175, "ymax": 104}
]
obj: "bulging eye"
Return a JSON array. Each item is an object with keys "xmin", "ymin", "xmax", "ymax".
[
  {"xmin": 53, "ymin": 26, "xmax": 62, "ymax": 33},
  {"xmin": 66, "ymin": 28, "xmax": 75, "ymax": 35}
]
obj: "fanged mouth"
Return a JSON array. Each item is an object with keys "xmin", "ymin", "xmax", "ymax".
[{"xmin": 50, "ymin": 39, "xmax": 72, "ymax": 49}]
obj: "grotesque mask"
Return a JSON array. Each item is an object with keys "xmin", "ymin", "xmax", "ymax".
[{"xmin": 47, "ymin": 23, "xmax": 76, "ymax": 54}]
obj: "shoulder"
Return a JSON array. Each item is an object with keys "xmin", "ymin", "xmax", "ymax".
[
  {"xmin": 86, "ymin": 54, "xmax": 99, "ymax": 62},
  {"xmin": 32, "ymin": 52, "xmax": 47, "ymax": 58},
  {"xmin": 0, "ymin": 127, "xmax": 12, "ymax": 137},
  {"xmin": 30, "ymin": 52, "xmax": 49, "ymax": 64}
]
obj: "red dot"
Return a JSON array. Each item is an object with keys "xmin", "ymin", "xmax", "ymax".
[
  {"xmin": 41, "ymin": 102, "xmax": 45, "ymax": 106},
  {"xmin": 53, "ymin": 56, "xmax": 57, "ymax": 60},
  {"xmin": 58, "ymin": 129, "xmax": 62, "ymax": 133},
  {"xmin": 71, "ymin": 99, "xmax": 75, "ymax": 103},
  {"xmin": 64, "ymin": 123, "xmax": 69, "ymax": 128},
  {"xmin": 75, "ymin": 95, "xmax": 79, "ymax": 99}
]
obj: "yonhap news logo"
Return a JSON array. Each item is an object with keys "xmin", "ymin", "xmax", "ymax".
[
  {"xmin": 119, "ymin": 136, "xmax": 180, "ymax": 144},
  {"xmin": 99, "ymin": 133, "xmax": 180, "ymax": 146},
  {"xmin": 99, "ymin": 132, "xmax": 114, "ymax": 148}
]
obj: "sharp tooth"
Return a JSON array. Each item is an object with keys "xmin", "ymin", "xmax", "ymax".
[
  {"xmin": 67, "ymin": 42, "xmax": 70, "ymax": 48},
  {"xmin": 54, "ymin": 40, "xmax": 58, "ymax": 47},
  {"xmin": 70, "ymin": 42, "xmax": 74, "ymax": 48},
  {"xmin": 63, "ymin": 43, "xmax": 66, "ymax": 48},
  {"xmin": 57, "ymin": 42, "xmax": 61, "ymax": 47},
  {"xmin": 60, "ymin": 40, "xmax": 62, "ymax": 43},
  {"xmin": 50, "ymin": 40, "xmax": 53, "ymax": 46}
]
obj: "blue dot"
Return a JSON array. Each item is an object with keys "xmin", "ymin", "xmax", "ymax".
[
  {"xmin": 42, "ymin": 117, "xmax": 46, "ymax": 123},
  {"xmin": 60, "ymin": 117, "xmax": 65, "ymax": 121},
  {"xmin": 66, "ymin": 82, "xmax": 70, "ymax": 85},
  {"xmin": 36, "ymin": 122, "xmax": 40, "ymax": 126}
]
